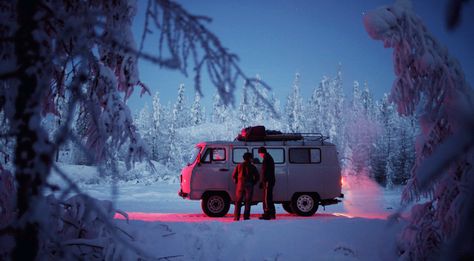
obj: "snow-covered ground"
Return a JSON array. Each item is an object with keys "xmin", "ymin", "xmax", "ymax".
[{"xmin": 49, "ymin": 165, "xmax": 407, "ymax": 260}]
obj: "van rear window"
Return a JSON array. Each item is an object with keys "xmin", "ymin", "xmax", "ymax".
[{"xmin": 289, "ymin": 148, "xmax": 321, "ymax": 164}]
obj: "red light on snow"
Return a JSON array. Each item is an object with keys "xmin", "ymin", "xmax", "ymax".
[{"xmin": 113, "ymin": 212, "xmax": 355, "ymax": 223}]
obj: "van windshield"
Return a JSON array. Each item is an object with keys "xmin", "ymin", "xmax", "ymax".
[{"xmin": 189, "ymin": 146, "xmax": 202, "ymax": 164}]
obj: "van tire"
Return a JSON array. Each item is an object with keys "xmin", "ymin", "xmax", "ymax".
[
  {"xmin": 291, "ymin": 193, "xmax": 319, "ymax": 216},
  {"xmin": 282, "ymin": 202, "xmax": 294, "ymax": 214},
  {"xmin": 202, "ymin": 192, "xmax": 230, "ymax": 217}
]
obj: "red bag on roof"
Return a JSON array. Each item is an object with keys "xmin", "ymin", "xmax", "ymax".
[{"xmin": 237, "ymin": 126, "xmax": 266, "ymax": 141}]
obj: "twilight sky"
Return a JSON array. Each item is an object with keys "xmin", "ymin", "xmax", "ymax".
[{"xmin": 128, "ymin": 0, "xmax": 474, "ymax": 114}]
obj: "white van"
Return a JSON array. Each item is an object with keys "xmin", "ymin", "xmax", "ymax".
[{"xmin": 179, "ymin": 134, "xmax": 343, "ymax": 217}]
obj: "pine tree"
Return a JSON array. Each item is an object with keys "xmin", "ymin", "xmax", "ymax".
[
  {"xmin": 253, "ymin": 74, "xmax": 268, "ymax": 123},
  {"xmin": 173, "ymin": 84, "xmax": 189, "ymax": 128},
  {"xmin": 285, "ymin": 73, "xmax": 305, "ymax": 133},
  {"xmin": 365, "ymin": 1, "xmax": 474, "ymax": 258},
  {"xmin": 238, "ymin": 82, "xmax": 251, "ymax": 127},
  {"xmin": 137, "ymin": 103, "xmax": 153, "ymax": 144},
  {"xmin": 307, "ymin": 82, "xmax": 323, "ymax": 133},
  {"xmin": 190, "ymin": 91, "xmax": 204, "ymax": 126},
  {"xmin": 0, "ymin": 111, "xmax": 13, "ymax": 167},
  {"xmin": 352, "ymin": 81, "xmax": 362, "ymax": 113},
  {"xmin": 361, "ymin": 81, "xmax": 374, "ymax": 119},
  {"xmin": 319, "ymin": 76, "xmax": 331, "ymax": 134},
  {"xmin": 70, "ymin": 106, "xmax": 92, "ymax": 165},
  {"xmin": 392, "ymin": 115, "xmax": 416, "ymax": 185},
  {"xmin": 267, "ymin": 92, "xmax": 283, "ymax": 130},
  {"xmin": 332, "ymin": 65, "xmax": 346, "ymax": 155},
  {"xmin": 375, "ymin": 94, "xmax": 398, "ymax": 186},
  {"xmin": 212, "ymin": 91, "xmax": 231, "ymax": 124},
  {"xmin": 151, "ymin": 91, "xmax": 164, "ymax": 160},
  {"xmin": 346, "ymin": 80, "xmax": 379, "ymax": 175},
  {"xmin": 166, "ymin": 115, "xmax": 178, "ymax": 167}
]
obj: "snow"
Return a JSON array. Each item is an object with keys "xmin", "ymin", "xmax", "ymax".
[
  {"xmin": 47, "ymin": 164, "xmax": 406, "ymax": 260},
  {"xmin": 116, "ymin": 216, "xmax": 402, "ymax": 260}
]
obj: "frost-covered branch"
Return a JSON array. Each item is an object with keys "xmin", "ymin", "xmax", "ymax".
[
  {"xmin": 49, "ymin": 163, "xmax": 154, "ymax": 259},
  {"xmin": 364, "ymin": 0, "xmax": 474, "ymax": 259},
  {"xmin": 446, "ymin": 0, "xmax": 470, "ymax": 30},
  {"xmin": 139, "ymin": 0, "xmax": 277, "ymax": 115},
  {"xmin": 1, "ymin": 0, "xmax": 279, "ymax": 259}
]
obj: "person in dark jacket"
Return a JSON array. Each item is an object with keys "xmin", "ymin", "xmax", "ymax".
[
  {"xmin": 258, "ymin": 147, "xmax": 276, "ymax": 220},
  {"xmin": 232, "ymin": 152, "xmax": 260, "ymax": 221}
]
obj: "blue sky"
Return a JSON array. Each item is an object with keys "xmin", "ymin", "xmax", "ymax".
[{"xmin": 128, "ymin": 0, "xmax": 474, "ymax": 114}]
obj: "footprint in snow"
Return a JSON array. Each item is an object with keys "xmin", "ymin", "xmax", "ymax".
[
  {"xmin": 240, "ymin": 225, "xmax": 254, "ymax": 236},
  {"xmin": 334, "ymin": 245, "xmax": 357, "ymax": 258},
  {"xmin": 196, "ymin": 223, "xmax": 211, "ymax": 232}
]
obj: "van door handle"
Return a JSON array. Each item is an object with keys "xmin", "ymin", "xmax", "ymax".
[{"xmin": 219, "ymin": 168, "xmax": 229, "ymax": 171}]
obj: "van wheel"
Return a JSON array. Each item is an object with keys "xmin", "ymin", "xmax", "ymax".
[
  {"xmin": 202, "ymin": 193, "xmax": 230, "ymax": 217},
  {"xmin": 282, "ymin": 202, "xmax": 294, "ymax": 214},
  {"xmin": 291, "ymin": 193, "xmax": 318, "ymax": 216}
]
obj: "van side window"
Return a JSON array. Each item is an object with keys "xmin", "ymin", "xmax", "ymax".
[
  {"xmin": 252, "ymin": 148, "xmax": 285, "ymax": 164},
  {"xmin": 289, "ymin": 148, "xmax": 321, "ymax": 164},
  {"xmin": 233, "ymin": 148, "xmax": 248, "ymax": 163},
  {"xmin": 310, "ymin": 148, "xmax": 321, "ymax": 163},
  {"xmin": 202, "ymin": 148, "xmax": 226, "ymax": 163}
]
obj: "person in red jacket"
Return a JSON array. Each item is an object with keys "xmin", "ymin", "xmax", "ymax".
[
  {"xmin": 258, "ymin": 147, "xmax": 276, "ymax": 220},
  {"xmin": 232, "ymin": 152, "xmax": 259, "ymax": 221}
]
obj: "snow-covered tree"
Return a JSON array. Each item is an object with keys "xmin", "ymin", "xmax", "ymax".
[
  {"xmin": 190, "ymin": 91, "xmax": 204, "ymax": 126},
  {"xmin": 172, "ymin": 84, "xmax": 189, "ymax": 128},
  {"xmin": 364, "ymin": 0, "xmax": 474, "ymax": 258},
  {"xmin": 252, "ymin": 75, "xmax": 269, "ymax": 123},
  {"xmin": 351, "ymin": 81, "xmax": 363, "ymax": 113},
  {"xmin": 152, "ymin": 92, "xmax": 164, "ymax": 132},
  {"xmin": 392, "ymin": 115, "xmax": 417, "ymax": 185},
  {"xmin": 149, "ymin": 91, "xmax": 167, "ymax": 161},
  {"xmin": 266, "ymin": 92, "xmax": 284, "ymax": 130},
  {"xmin": 361, "ymin": 81, "xmax": 375, "ymax": 119},
  {"xmin": 345, "ymin": 81, "xmax": 380, "ymax": 175},
  {"xmin": 212, "ymin": 91, "xmax": 232, "ymax": 124},
  {"xmin": 371, "ymin": 95, "xmax": 399, "ymax": 186},
  {"xmin": 0, "ymin": 111, "xmax": 13, "ymax": 167},
  {"xmin": 307, "ymin": 81, "xmax": 323, "ymax": 133},
  {"xmin": 0, "ymin": 0, "xmax": 271, "ymax": 258},
  {"xmin": 136, "ymin": 103, "xmax": 154, "ymax": 158},
  {"xmin": 238, "ymin": 82, "xmax": 251, "ymax": 127},
  {"xmin": 165, "ymin": 114, "xmax": 179, "ymax": 167},
  {"xmin": 332, "ymin": 65, "xmax": 346, "ymax": 156},
  {"xmin": 285, "ymin": 73, "xmax": 305, "ymax": 132},
  {"xmin": 70, "ymin": 106, "xmax": 92, "ymax": 165}
]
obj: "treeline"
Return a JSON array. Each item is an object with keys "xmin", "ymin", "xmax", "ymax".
[
  {"xmin": 132, "ymin": 67, "xmax": 417, "ymax": 187},
  {"xmin": 0, "ymin": 67, "xmax": 417, "ymax": 187}
]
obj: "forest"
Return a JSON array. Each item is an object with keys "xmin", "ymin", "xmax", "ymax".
[
  {"xmin": 0, "ymin": 0, "xmax": 473, "ymax": 260},
  {"xmin": 56, "ymin": 68, "xmax": 416, "ymax": 188}
]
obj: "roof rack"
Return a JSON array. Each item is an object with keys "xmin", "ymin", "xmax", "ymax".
[
  {"xmin": 298, "ymin": 133, "xmax": 329, "ymax": 142},
  {"xmin": 235, "ymin": 132, "xmax": 329, "ymax": 144}
]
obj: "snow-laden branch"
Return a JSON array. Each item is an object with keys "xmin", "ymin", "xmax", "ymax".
[
  {"xmin": 138, "ymin": 0, "xmax": 277, "ymax": 116},
  {"xmin": 364, "ymin": 0, "xmax": 474, "ymax": 259}
]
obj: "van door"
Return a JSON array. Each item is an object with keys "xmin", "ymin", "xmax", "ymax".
[
  {"xmin": 194, "ymin": 146, "xmax": 230, "ymax": 195},
  {"xmin": 252, "ymin": 147, "xmax": 288, "ymax": 202}
]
